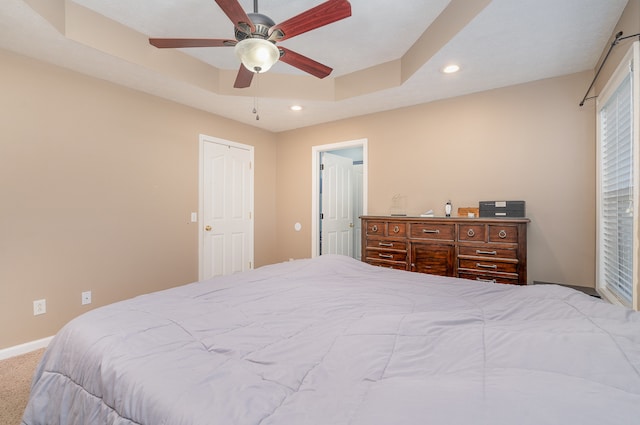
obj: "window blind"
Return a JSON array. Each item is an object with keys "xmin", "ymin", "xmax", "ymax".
[{"xmin": 600, "ymin": 69, "xmax": 633, "ymax": 304}]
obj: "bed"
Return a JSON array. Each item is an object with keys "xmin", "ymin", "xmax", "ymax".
[{"xmin": 22, "ymin": 255, "xmax": 640, "ymax": 425}]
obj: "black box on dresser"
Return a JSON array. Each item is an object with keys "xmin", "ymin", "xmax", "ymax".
[{"xmin": 479, "ymin": 200, "xmax": 526, "ymax": 218}]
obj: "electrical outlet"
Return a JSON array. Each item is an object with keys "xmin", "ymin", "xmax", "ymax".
[
  {"xmin": 81, "ymin": 291, "xmax": 92, "ymax": 305},
  {"xmin": 33, "ymin": 299, "xmax": 46, "ymax": 316}
]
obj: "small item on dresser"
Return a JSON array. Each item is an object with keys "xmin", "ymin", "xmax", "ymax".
[
  {"xmin": 420, "ymin": 209, "xmax": 435, "ymax": 217},
  {"xmin": 390, "ymin": 194, "xmax": 407, "ymax": 216},
  {"xmin": 479, "ymin": 200, "xmax": 526, "ymax": 218},
  {"xmin": 445, "ymin": 201, "xmax": 452, "ymax": 217},
  {"xmin": 458, "ymin": 207, "xmax": 479, "ymax": 218}
]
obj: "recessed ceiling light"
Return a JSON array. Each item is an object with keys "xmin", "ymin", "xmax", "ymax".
[
  {"xmin": 290, "ymin": 105, "xmax": 303, "ymax": 111},
  {"xmin": 442, "ymin": 64, "xmax": 460, "ymax": 74}
]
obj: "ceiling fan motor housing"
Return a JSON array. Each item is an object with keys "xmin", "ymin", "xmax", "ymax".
[{"xmin": 235, "ymin": 13, "xmax": 275, "ymax": 41}]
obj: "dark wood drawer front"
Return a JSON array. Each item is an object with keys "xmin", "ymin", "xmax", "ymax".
[
  {"xmin": 488, "ymin": 225, "xmax": 519, "ymax": 243},
  {"xmin": 411, "ymin": 244, "xmax": 454, "ymax": 276},
  {"xmin": 367, "ymin": 260, "xmax": 408, "ymax": 271},
  {"xmin": 459, "ymin": 259, "xmax": 518, "ymax": 274},
  {"xmin": 458, "ymin": 245, "xmax": 518, "ymax": 260},
  {"xmin": 366, "ymin": 239, "xmax": 406, "ymax": 250},
  {"xmin": 387, "ymin": 222, "xmax": 406, "ymax": 237},
  {"xmin": 458, "ymin": 224, "xmax": 486, "ymax": 242},
  {"xmin": 366, "ymin": 221, "xmax": 387, "ymax": 236},
  {"xmin": 410, "ymin": 223, "xmax": 455, "ymax": 241},
  {"xmin": 366, "ymin": 250, "xmax": 407, "ymax": 262},
  {"xmin": 458, "ymin": 271, "xmax": 519, "ymax": 285}
]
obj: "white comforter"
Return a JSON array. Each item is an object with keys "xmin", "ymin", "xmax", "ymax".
[{"xmin": 22, "ymin": 255, "xmax": 640, "ymax": 424}]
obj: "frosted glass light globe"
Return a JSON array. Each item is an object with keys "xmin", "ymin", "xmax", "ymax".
[{"xmin": 235, "ymin": 38, "xmax": 280, "ymax": 73}]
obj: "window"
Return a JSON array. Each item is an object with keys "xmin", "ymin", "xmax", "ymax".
[{"xmin": 597, "ymin": 41, "xmax": 639, "ymax": 310}]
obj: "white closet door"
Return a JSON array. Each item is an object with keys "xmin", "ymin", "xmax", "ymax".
[{"xmin": 201, "ymin": 139, "xmax": 253, "ymax": 279}]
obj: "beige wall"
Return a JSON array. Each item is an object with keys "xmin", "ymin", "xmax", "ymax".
[
  {"xmin": 594, "ymin": 0, "xmax": 640, "ymax": 95},
  {"xmin": 276, "ymin": 71, "xmax": 596, "ymax": 288},
  {"xmin": 0, "ymin": 50, "xmax": 278, "ymax": 349}
]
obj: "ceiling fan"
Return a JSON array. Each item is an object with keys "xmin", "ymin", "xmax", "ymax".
[{"xmin": 149, "ymin": 0, "xmax": 352, "ymax": 89}]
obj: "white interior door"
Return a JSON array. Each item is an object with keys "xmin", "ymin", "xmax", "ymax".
[
  {"xmin": 321, "ymin": 152, "xmax": 354, "ymax": 256},
  {"xmin": 200, "ymin": 137, "xmax": 253, "ymax": 279},
  {"xmin": 311, "ymin": 139, "xmax": 368, "ymax": 259},
  {"xmin": 353, "ymin": 164, "xmax": 364, "ymax": 260}
]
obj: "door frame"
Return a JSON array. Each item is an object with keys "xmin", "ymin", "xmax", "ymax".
[
  {"xmin": 311, "ymin": 138, "xmax": 368, "ymax": 258},
  {"xmin": 199, "ymin": 134, "xmax": 254, "ymax": 280}
]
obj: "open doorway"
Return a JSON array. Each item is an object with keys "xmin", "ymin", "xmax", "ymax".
[{"xmin": 311, "ymin": 139, "xmax": 368, "ymax": 259}]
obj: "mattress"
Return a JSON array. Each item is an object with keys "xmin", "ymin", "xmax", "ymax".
[{"xmin": 22, "ymin": 255, "xmax": 640, "ymax": 424}]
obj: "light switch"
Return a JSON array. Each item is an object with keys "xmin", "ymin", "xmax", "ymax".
[{"xmin": 191, "ymin": 212, "xmax": 198, "ymax": 222}]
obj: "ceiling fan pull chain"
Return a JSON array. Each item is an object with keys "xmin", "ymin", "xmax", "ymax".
[{"xmin": 254, "ymin": 73, "xmax": 260, "ymax": 120}]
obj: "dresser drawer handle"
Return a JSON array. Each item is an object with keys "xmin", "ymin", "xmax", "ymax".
[
  {"xmin": 476, "ymin": 250, "xmax": 497, "ymax": 255},
  {"xmin": 393, "ymin": 225, "xmax": 400, "ymax": 233},
  {"xmin": 498, "ymin": 230, "xmax": 507, "ymax": 239},
  {"xmin": 423, "ymin": 229, "xmax": 440, "ymax": 234},
  {"xmin": 378, "ymin": 253, "xmax": 394, "ymax": 259},
  {"xmin": 371, "ymin": 225, "xmax": 378, "ymax": 232},
  {"xmin": 467, "ymin": 229, "xmax": 475, "ymax": 237},
  {"xmin": 476, "ymin": 277, "xmax": 497, "ymax": 283},
  {"xmin": 476, "ymin": 263, "xmax": 498, "ymax": 269},
  {"xmin": 378, "ymin": 242, "xmax": 394, "ymax": 247}
]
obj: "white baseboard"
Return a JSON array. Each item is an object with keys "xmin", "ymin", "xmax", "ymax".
[{"xmin": 0, "ymin": 336, "xmax": 54, "ymax": 361}]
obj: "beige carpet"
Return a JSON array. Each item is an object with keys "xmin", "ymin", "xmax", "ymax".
[{"xmin": 0, "ymin": 348, "xmax": 45, "ymax": 425}]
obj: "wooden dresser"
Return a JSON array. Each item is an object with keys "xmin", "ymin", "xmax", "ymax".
[{"xmin": 361, "ymin": 216, "xmax": 529, "ymax": 285}]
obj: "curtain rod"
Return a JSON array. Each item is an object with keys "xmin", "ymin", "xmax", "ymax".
[{"xmin": 579, "ymin": 31, "xmax": 640, "ymax": 107}]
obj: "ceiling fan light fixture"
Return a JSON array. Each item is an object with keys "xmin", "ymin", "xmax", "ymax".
[{"xmin": 234, "ymin": 38, "xmax": 280, "ymax": 73}]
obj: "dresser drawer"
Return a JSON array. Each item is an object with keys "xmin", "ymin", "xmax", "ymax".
[
  {"xmin": 367, "ymin": 260, "xmax": 408, "ymax": 271},
  {"xmin": 366, "ymin": 239, "xmax": 406, "ymax": 251},
  {"xmin": 458, "ymin": 271, "xmax": 520, "ymax": 285},
  {"xmin": 410, "ymin": 223, "xmax": 455, "ymax": 240},
  {"xmin": 488, "ymin": 225, "xmax": 519, "ymax": 243},
  {"xmin": 458, "ymin": 245, "xmax": 518, "ymax": 260},
  {"xmin": 459, "ymin": 258, "xmax": 518, "ymax": 274},
  {"xmin": 366, "ymin": 249, "xmax": 407, "ymax": 262},
  {"xmin": 458, "ymin": 224, "xmax": 486, "ymax": 242},
  {"xmin": 387, "ymin": 222, "xmax": 406, "ymax": 237},
  {"xmin": 366, "ymin": 221, "xmax": 387, "ymax": 237}
]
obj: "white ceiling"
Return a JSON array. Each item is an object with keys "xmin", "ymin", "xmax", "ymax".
[{"xmin": 0, "ymin": 0, "xmax": 629, "ymax": 132}]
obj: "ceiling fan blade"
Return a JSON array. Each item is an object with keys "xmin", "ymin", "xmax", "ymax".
[
  {"xmin": 149, "ymin": 38, "xmax": 236, "ymax": 48},
  {"xmin": 278, "ymin": 47, "xmax": 332, "ymax": 79},
  {"xmin": 269, "ymin": 0, "xmax": 351, "ymax": 42},
  {"xmin": 214, "ymin": 0, "xmax": 255, "ymax": 34},
  {"xmin": 234, "ymin": 64, "xmax": 255, "ymax": 88}
]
